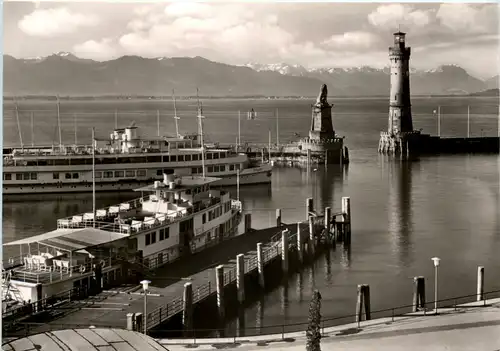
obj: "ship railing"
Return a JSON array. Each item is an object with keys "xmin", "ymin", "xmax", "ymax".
[{"xmin": 6, "ymin": 253, "xmax": 123, "ymax": 286}]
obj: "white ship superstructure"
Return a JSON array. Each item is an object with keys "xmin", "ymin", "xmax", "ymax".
[
  {"xmin": 2, "ymin": 124, "xmax": 272, "ymax": 195},
  {"xmin": 2, "ymin": 174, "xmax": 243, "ymax": 306}
]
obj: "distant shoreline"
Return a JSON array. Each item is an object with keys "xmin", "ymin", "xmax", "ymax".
[{"xmin": 3, "ymin": 94, "xmax": 497, "ymax": 102}]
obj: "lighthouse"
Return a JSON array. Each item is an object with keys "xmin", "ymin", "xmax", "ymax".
[
  {"xmin": 388, "ymin": 31, "xmax": 413, "ymax": 135},
  {"xmin": 379, "ymin": 31, "xmax": 416, "ymax": 155}
]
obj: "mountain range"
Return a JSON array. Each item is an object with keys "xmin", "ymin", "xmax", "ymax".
[{"xmin": 3, "ymin": 52, "xmax": 499, "ymax": 97}]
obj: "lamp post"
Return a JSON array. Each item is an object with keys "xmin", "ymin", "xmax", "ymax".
[
  {"xmin": 140, "ymin": 279, "xmax": 151, "ymax": 334},
  {"xmin": 431, "ymin": 257, "xmax": 440, "ymax": 314}
]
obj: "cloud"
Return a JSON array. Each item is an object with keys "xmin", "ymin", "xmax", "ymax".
[
  {"xmin": 18, "ymin": 7, "xmax": 99, "ymax": 37},
  {"xmin": 322, "ymin": 31, "xmax": 380, "ymax": 50},
  {"xmin": 368, "ymin": 4, "xmax": 432, "ymax": 29},
  {"xmin": 73, "ymin": 38, "xmax": 117, "ymax": 60},
  {"xmin": 118, "ymin": 3, "xmax": 304, "ymax": 63},
  {"xmin": 436, "ymin": 4, "xmax": 497, "ymax": 33}
]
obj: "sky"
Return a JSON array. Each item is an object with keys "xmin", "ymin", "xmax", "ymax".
[{"xmin": 3, "ymin": 2, "xmax": 499, "ymax": 79}]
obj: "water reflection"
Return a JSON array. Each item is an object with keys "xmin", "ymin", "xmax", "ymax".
[{"xmin": 387, "ymin": 160, "xmax": 419, "ymax": 268}]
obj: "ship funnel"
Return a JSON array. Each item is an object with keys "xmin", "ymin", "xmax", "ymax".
[
  {"xmin": 154, "ymin": 181, "xmax": 161, "ymax": 189},
  {"xmin": 164, "ymin": 173, "xmax": 175, "ymax": 184},
  {"xmin": 169, "ymin": 181, "xmax": 176, "ymax": 189}
]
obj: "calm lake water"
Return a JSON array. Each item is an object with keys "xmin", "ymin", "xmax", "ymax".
[{"xmin": 2, "ymin": 97, "xmax": 500, "ymax": 332}]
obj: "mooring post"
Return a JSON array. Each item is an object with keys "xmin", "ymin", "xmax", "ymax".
[
  {"xmin": 356, "ymin": 284, "xmax": 371, "ymax": 323},
  {"xmin": 256, "ymin": 243, "xmax": 265, "ymax": 288},
  {"xmin": 134, "ymin": 312, "xmax": 143, "ymax": 333},
  {"xmin": 236, "ymin": 254, "xmax": 245, "ymax": 303},
  {"xmin": 477, "ymin": 266, "xmax": 484, "ymax": 301},
  {"xmin": 297, "ymin": 222, "xmax": 304, "ymax": 263},
  {"xmin": 182, "ymin": 282, "xmax": 193, "ymax": 330},
  {"xmin": 413, "ymin": 276, "xmax": 426, "ymax": 312},
  {"xmin": 342, "ymin": 197, "xmax": 352, "ymax": 243},
  {"xmin": 281, "ymin": 229, "xmax": 289, "ymax": 273},
  {"xmin": 324, "ymin": 206, "xmax": 332, "ymax": 242},
  {"xmin": 306, "ymin": 198, "xmax": 314, "ymax": 219},
  {"xmin": 244, "ymin": 213, "xmax": 252, "ymax": 232},
  {"xmin": 308, "ymin": 216, "xmax": 315, "ymax": 255},
  {"xmin": 215, "ymin": 265, "xmax": 225, "ymax": 320},
  {"xmin": 126, "ymin": 313, "xmax": 135, "ymax": 331},
  {"xmin": 35, "ymin": 283, "xmax": 42, "ymax": 313},
  {"xmin": 276, "ymin": 208, "xmax": 282, "ymax": 227},
  {"xmin": 307, "ymin": 149, "xmax": 311, "ymax": 165}
]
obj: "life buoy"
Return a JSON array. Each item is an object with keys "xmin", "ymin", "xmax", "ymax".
[
  {"xmin": 139, "ymin": 198, "xmax": 143, "ymax": 204},
  {"xmin": 100, "ymin": 260, "xmax": 106, "ymax": 268},
  {"xmin": 79, "ymin": 265, "xmax": 86, "ymax": 273}
]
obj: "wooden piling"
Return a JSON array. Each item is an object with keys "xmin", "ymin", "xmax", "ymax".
[
  {"xmin": 236, "ymin": 254, "xmax": 245, "ymax": 303},
  {"xmin": 297, "ymin": 222, "xmax": 304, "ymax": 263},
  {"xmin": 342, "ymin": 197, "xmax": 352, "ymax": 243},
  {"xmin": 477, "ymin": 266, "xmax": 484, "ymax": 301},
  {"xmin": 276, "ymin": 208, "xmax": 282, "ymax": 227},
  {"xmin": 412, "ymin": 276, "xmax": 426, "ymax": 312},
  {"xmin": 134, "ymin": 312, "xmax": 143, "ymax": 333},
  {"xmin": 256, "ymin": 243, "xmax": 265, "ymax": 288},
  {"xmin": 308, "ymin": 216, "xmax": 315, "ymax": 255},
  {"xmin": 281, "ymin": 229, "xmax": 289, "ymax": 273},
  {"xmin": 324, "ymin": 207, "xmax": 331, "ymax": 242},
  {"xmin": 356, "ymin": 284, "xmax": 371, "ymax": 323},
  {"xmin": 182, "ymin": 282, "xmax": 193, "ymax": 330},
  {"xmin": 244, "ymin": 213, "xmax": 252, "ymax": 232},
  {"xmin": 126, "ymin": 313, "xmax": 135, "ymax": 331},
  {"xmin": 306, "ymin": 198, "xmax": 314, "ymax": 219},
  {"xmin": 215, "ymin": 265, "xmax": 225, "ymax": 320}
]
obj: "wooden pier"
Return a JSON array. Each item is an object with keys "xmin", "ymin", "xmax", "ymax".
[{"xmin": 2, "ymin": 197, "xmax": 352, "ymax": 337}]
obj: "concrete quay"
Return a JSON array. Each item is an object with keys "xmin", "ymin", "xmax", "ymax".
[{"xmin": 158, "ymin": 298, "xmax": 500, "ymax": 351}]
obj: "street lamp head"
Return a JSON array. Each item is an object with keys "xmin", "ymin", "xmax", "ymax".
[
  {"xmin": 431, "ymin": 257, "xmax": 441, "ymax": 267},
  {"xmin": 140, "ymin": 280, "xmax": 151, "ymax": 291}
]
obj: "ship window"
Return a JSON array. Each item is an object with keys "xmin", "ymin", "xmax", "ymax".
[
  {"xmin": 115, "ymin": 171, "xmax": 124, "ymax": 178},
  {"xmin": 4, "ymin": 173, "xmax": 11, "ymax": 181},
  {"xmin": 185, "ymin": 155, "xmax": 191, "ymax": 162},
  {"xmin": 30, "ymin": 173, "xmax": 37, "ymax": 180},
  {"xmin": 52, "ymin": 173, "xmax": 59, "ymax": 180},
  {"xmin": 145, "ymin": 234, "xmax": 151, "ymax": 246},
  {"xmin": 235, "ymin": 164, "xmax": 241, "ymax": 171},
  {"xmin": 207, "ymin": 153, "xmax": 213, "ymax": 160},
  {"xmin": 157, "ymin": 169, "xmax": 163, "ymax": 176},
  {"xmin": 208, "ymin": 166, "xmax": 214, "ymax": 173},
  {"xmin": 177, "ymin": 142, "xmax": 184, "ymax": 149},
  {"xmin": 125, "ymin": 170, "xmax": 135, "ymax": 177},
  {"xmin": 65, "ymin": 173, "xmax": 72, "ymax": 179},
  {"xmin": 164, "ymin": 228, "xmax": 169, "ymax": 239},
  {"xmin": 95, "ymin": 172, "xmax": 103, "ymax": 178},
  {"xmin": 159, "ymin": 229, "xmax": 164, "ymax": 240},
  {"xmin": 23, "ymin": 173, "xmax": 30, "ymax": 180},
  {"xmin": 170, "ymin": 155, "xmax": 177, "ymax": 162},
  {"xmin": 220, "ymin": 152, "xmax": 226, "ymax": 158},
  {"xmin": 163, "ymin": 155, "xmax": 169, "ymax": 162},
  {"xmin": 202, "ymin": 213, "xmax": 206, "ymax": 224},
  {"xmin": 72, "ymin": 173, "xmax": 79, "ymax": 179},
  {"xmin": 147, "ymin": 156, "xmax": 161, "ymax": 163},
  {"xmin": 137, "ymin": 170, "xmax": 147, "ymax": 177},
  {"xmin": 104, "ymin": 171, "xmax": 113, "ymax": 178},
  {"xmin": 213, "ymin": 153, "xmax": 219, "ymax": 159},
  {"xmin": 229, "ymin": 165, "xmax": 235, "ymax": 171},
  {"xmin": 16, "ymin": 173, "xmax": 23, "ymax": 180},
  {"xmin": 151, "ymin": 232, "xmax": 156, "ymax": 244},
  {"xmin": 178, "ymin": 155, "xmax": 184, "ymax": 162},
  {"xmin": 192, "ymin": 154, "xmax": 199, "ymax": 161},
  {"xmin": 192, "ymin": 167, "xmax": 199, "ymax": 174}
]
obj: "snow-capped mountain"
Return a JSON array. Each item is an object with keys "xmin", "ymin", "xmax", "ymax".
[{"xmin": 3, "ymin": 54, "xmax": 492, "ymax": 96}]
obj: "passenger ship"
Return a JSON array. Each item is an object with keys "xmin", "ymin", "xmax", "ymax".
[
  {"xmin": 2, "ymin": 124, "xmax": 272, "ymax": 195},
  {"xmin": 2, "ymin": 173, "xmax": 243, "ymax": 306}
]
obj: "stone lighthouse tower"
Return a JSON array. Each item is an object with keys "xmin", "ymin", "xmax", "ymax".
[{"xmin": 379, "ymin": 31, "xmax": 416, "ymax": 155}]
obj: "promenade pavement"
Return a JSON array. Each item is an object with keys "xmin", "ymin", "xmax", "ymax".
[{"xmin": 158, "ymin": 298, "xmax": 500, "ymax": 351}]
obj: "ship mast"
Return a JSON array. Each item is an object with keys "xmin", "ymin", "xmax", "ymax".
[
  {"xmin": 30, "ymin": 112, "xmax": 34, "ymax": 147},
  {"xmin": 14, "ymin": 97, "xmax": 24, "ymax": 150},
  {"xmin": 196, "ymin": 88, "xmax": 206, "ymax": 178},
  {"xmin": 56, "ymin": 95, "xmax": 62, "ymax": 150},
  {"xmin": 92, "ymin": 127, "xmax": 96, "ymax": 228},
  {"xmin": 173, "ymin": 89, "xmax": 180, "ymax": 138}
]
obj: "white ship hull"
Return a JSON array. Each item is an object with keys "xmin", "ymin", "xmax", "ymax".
[{"xmin": 2, "ymin": 166, "xmax": 272, "ymax": 195}]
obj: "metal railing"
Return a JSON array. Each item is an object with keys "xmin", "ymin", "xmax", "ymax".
[
  {"xmin": 146, "ymin": 226, "xmax": 290, "ymax": 330},
  {"xmin": 6, "ymin": 289, "xmax": 500, "ymax": 341}
]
